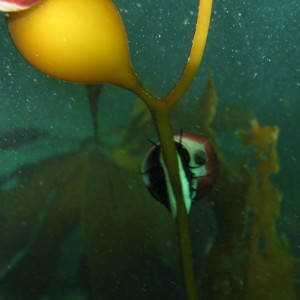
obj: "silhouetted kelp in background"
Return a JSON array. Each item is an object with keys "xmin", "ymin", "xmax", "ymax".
[
  {"xmin": 197, "ymin": 74, "xmax": 299, "ymax": 300},
  {"xmin": 0, "ymin": 74, "xmax": 298, "ymax": 299},
  {"xmin": 0, "ymin": 127, "xmax": 49, "ymax": 150}
]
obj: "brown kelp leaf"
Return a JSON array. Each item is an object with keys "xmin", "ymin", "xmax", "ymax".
[
  {"xmin": 101, "ymin": 98, "xmax": 153, "ymax": 171},
  {"xmin": 80, "ymin": 149, "xmax": 184, "ymax": 300},
  {"xmin": 0, "ymin": 144, "xmax": 184, "ymax": 299},
  {"xmin": 171, "ymin": 72, "xmax": 217, "ymax": 135},
  {"xmin": 197, "ymin": 73, "xmax": 298, "ymax": 299},
  {"xmin": 0, "ymin": 150, "xmax": 85, "ymax": 298},
  {"xmin": 198, "ymin": 71, "xmax": 217, "ymax": 137},
  {"xmin": 237, "ymin": 120, "xmax": 298, "ymax": 300},
  {"xmin": 0, "ymin": 127, "xmax": 49, "ymax": 150},
  {"xmin": 172, "ymin": 73, "xmax": 254, "ymax": 141}
]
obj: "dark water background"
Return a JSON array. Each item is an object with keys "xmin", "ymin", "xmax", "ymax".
[{"xmin": 0, "ymin": 0, "xmax": 299, "ymax": 299}]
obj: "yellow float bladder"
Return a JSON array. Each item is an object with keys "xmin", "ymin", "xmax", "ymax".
[{"xmin": 7, "ymin": 0, "xmax": 140, "ymax": 90}]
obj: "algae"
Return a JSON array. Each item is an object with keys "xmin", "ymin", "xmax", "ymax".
[
  {"xmin": 199, "ymin": 74, "xmax": 299, "ymax": 299},
  {"xmin": 0, "ymin": 71, "xmax": 298, "ymax": 300}
]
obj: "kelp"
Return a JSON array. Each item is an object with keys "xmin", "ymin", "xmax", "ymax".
[
  {"xmin": 0, "ymin": 85, "xmax": 184, "ymax": 299},
  {"xmin": 0, "ymin": 143, "xmax": 186, "ymax": 299},
  {"xmin": 0, "ymin": 150, "xmax": 84, "ymax": 299},
  {"xmin": 238, "ymin": 120, "xmax": 298, "ymax": 299},
  {"xmin": 0, "ymin": 127, "xmax": 49, "ymax": 150},
  {"xmin": 80, "ymin": 148, "xmax": 184, "ymax": 300},
  {"xmin": 199, "ymin": 74, "xmax": 299, "ymax": 299},
  {"xmin": 102, "ymin": 100, "xmax": 153, "ymax": 172},
  {"xmin": 4, "ymin": 1, "xmax": 213, "ymax": 298},
  {"xmin": 86, "ymin": 84, "xmax": 103, "ymax": 145},
  {"xmin": 0, "ymin": 74, "xmax": 298, "ymax": 299}
]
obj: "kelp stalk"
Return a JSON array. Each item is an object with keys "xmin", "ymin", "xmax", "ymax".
[
  {"xmin": 86, "ymin": 84, "xmax": 103, "ymax": 145},
  {"xmin": 132, "ymin": 1, "xmax": 213, "ymax": 299},
  {"xmin": 6, "ymin": 0, "xmax": 212, "ymax": 298},
  {"xmin": 164, "ymin": 0, "xmax": 213, "ymax": 106},
  {"xmin": 151, "ymin": 109, "xmax": 197, "ymax": 300}
]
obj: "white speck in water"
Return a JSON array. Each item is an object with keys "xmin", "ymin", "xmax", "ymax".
[{"xmin": 183, "ymin": 18, "xmax": 189, "ymax": 26}]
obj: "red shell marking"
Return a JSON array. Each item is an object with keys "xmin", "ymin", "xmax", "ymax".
[
  {"xmin": 141, "ymin": 133, "xmax": 219, "ymax": 217},
  {"xmin": 0, "ymin": 0, "xmax": 40, "ymax": 11},
  {"xmin": 176, "ymin": 133, "xmax": 219, "ymax": 201}
]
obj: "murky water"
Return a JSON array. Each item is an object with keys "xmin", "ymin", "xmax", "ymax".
[{"xmin": 0, "ymin": 1, "xmax": 299, "ymax": 299}]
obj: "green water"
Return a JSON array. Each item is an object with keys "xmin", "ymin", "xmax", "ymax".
[{"xmin": 0, "ymin": 1, "xmax": 299, "ymax": 299}]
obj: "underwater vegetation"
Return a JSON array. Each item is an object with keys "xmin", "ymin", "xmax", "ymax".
[
  {"xmin": 0, "ymin": 75, "xmax": 299, "ymax": 300},
  {"xmin": 0, "ymin": 0, "xmax": 299, "ymax": 299},
  {"xmin": 197, "ymin": 75, "xmax": 299, "ymax": 300},
  {"xmin": 2, "ymin": 1, "xmax": 215, "ymax": 298}
]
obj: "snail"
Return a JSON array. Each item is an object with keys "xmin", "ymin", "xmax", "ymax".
[
  {"xmin": 0, "ymin": 0, "xmax": 40, "ymax": 11},
  {"xmin": 141, "ymin": 133, "xmax": 219, "ymax": 218}
]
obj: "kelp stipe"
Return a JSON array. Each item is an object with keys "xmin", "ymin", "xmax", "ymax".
[
  {"xmin": 133, "ymin": 2, "xmax": 213, "ymax": 298},
  {"xmin": 5, "ymin": 0, "xmax": 213, "ymax": 299}
]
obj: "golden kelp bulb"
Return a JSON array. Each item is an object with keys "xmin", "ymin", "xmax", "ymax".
[{"xmin": 7, "ymin": 0, "xmax": 139, "ymax": 88}]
